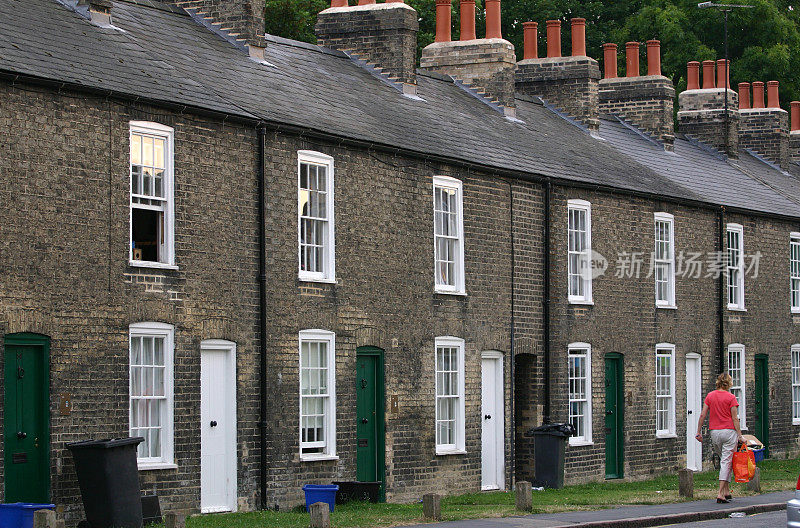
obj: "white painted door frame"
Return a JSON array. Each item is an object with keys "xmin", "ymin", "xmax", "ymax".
[
  {"xmin": 200, "ymin": 339, "xmax": 238, "ymax": 513},
  {"xmin": 685, "ymin": 353, "xmax": 702, "ymax": 471},
  {"xmin": 481, "ymin": 351, "xmax": 505, "ymax": 491}
]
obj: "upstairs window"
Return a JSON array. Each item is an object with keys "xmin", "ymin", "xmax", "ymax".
[
  {"xmin": 728, "ymin": 344, "xmax": 746, "ymax": 429},
  {"xmin": 793, "ymin": 345, "xmax": 800, "ymax": 425},
  {"xmin": 433, "ymin": 176, "xmax": 465, "ymax": 294},
  {"xmin": 654, "ymin": 213, "xmax": 675, "ymax": 307},
  {"xmin": 435, "ymin": 337, "xmax": 465, "ymax": 454},
  {"xmin": 298, "ymin": 151, "xmax": 335, "ymax": 282},
  {"xmin": 130, "ymin": 122, "xmax": 174, "ymax": 267},
  {"xmin": 655, "ymin": 344, "xmax": 676, "ymax": 437},
  {"xmin": 567, "ymin": 200, "xmax": 592, "ymax": 304},
  {"xmin": 568, "ymin": 343, "xmax": 592, "ymax": 445},
  {"xmin": 727, "ymin": 224, "xmax": 745, "ymax": 310},
  {"xmin": 299, "ymin": 330, "xmax": 337, "ymax": 460},
  {"xmin": 791, "ymin": 234, "xmax": 800, "ymax": 312}
]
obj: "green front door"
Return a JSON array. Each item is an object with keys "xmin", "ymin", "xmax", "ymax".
[
  {"xmin": 604, "ymin": 354, "xmax": 624, "ymax": 479},
  {"xmin": 356, "ymin": 348, "xmax": 385, "ymax": 495},
  {"xmin": 4, "ymin": 333, "xmax": 50, "ymax": 503},
  {"xmin": 754, "ymin": 354, "xmax": 769, "ymax": 456}
]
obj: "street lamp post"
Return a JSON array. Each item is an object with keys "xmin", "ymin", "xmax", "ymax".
[{"xmin": 697, "ymin": 2, "xmax": 754, "ymax": 155}]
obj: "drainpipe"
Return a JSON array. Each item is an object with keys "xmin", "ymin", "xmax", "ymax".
[
  {"xmin": 717, "ymin": 208, "xmax": 725, "ymax": 375},
  {"xmin": 509, "ymin": 179, "xmax": 516, "ymax": 487},
  {"xmin": 543, "ymin": 179, "xmax": 552, "ymax": 424},
  {"xmin": 257, "ymin": 124, "xmax": 268, "ymax": 510}
]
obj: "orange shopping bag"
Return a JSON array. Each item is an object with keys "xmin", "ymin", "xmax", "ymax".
[{"xmin": 732, "ymin": 444, "xmax": 756, "ymax": 483}]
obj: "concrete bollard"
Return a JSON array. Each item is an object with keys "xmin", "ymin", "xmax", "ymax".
[
  {"xmin": 33, "ymin": 510, "xmax": 56, "ymax": 528},
  {"xmin": 309, "ymin": 502, "xmax": 331, "ymax": 528},
  {"xmin": 515, "ymin": 481, "xmax": 533, "ymax": 512},
  {"xmin": 678, "ymin": 468, "xmax": 694, "ymax": 498},
  {"xmin": 423, "ymin": 493, "xmax": 441, "ymax": 521},
  {"xmin": 747, "ymin": 466, "xmax": 762, "ymax": 493},
  {"xmin": 165, "ymin": 513, "xmax": 186, "ymax": 528}
]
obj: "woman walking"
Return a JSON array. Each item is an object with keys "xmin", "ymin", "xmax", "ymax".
[{"xmin": 695, "ymin": 373, "xmax": 745, "ymax": 503}]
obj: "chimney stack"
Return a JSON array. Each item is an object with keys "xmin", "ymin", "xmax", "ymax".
[
  {"xmin": 316, "ymin": 0, "xmax": 419, "ymax": 88},
  {"xmin": 523, "ymin": 21, "xmax": 538, "ymax": 60},
  {"xmin": 739, "ymin": 80, "xmax": 789, "ymax": 167},
  {"xmin": 79, "ymin": 0, "xmax": 113, "ymax": 26},
  {"xmin": 677, "ymin": 59, "xmax": 739, "ymax": 156},
  {"xmin": 421, "ymin": 0, "xmax": 516, "ymax": 111},
  {"xmin": 791, "ymin": 101, "xmax": 800, "ymax": 164},
  {"xmin": 166, "ymin": 0, "xmax": 266, "ymax": 55},
  {"xmin": 599, "ymin": 39, "xmax": 675, "ymax": 148},
  {"xmin": 516, "ymin": 18, "xmax": 600, "ymax": 131}
]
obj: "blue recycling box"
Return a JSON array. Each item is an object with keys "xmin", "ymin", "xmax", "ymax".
[
  {"xmin": 303, "ymin": 484, "xmax": 339, "ymax": 513},
  {"xmin": 0, "ymin": 503, "xmax": 55, "ymax": 528}
]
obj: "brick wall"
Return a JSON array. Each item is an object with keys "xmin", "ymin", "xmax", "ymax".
[
  {"xmin": 678, "ymin": 89, "xmax": 739, "ymax": 156},
  {"xmin": 164, "ymin": 0, "xmax": 265, "ymax": 48},
  {"xmin": 599, "ymin": 76, "xmax": 675, "ymax": 149},
  {"xmin": 739, "ymin": 109, "xmax": 789, "ymax": 168}
]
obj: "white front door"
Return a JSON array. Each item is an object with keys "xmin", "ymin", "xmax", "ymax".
[
  {"xmin": 686, "ymin": 354, "xmax": 702, "ymax": 471},
  {"xmin": 201, "ymin": 340, "xmax": 237, "ymax": 513},
  {"xmin": 481, "ymin": 352, "xmax": 504, "ymax": 491}
]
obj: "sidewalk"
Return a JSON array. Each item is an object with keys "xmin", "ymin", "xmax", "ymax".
[{"xmin": 409, "ymin": 490, "xmax": 792, "ymax": 528}]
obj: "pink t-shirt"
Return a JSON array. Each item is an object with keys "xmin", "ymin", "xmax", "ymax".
[{"xmin": 705, "ymin": 390, "xmax": 739, "ymax": 430}]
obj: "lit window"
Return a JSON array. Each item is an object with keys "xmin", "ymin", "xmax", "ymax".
[
  {"xmin": 728, "ymin": 344, "xmax": 746, "ymax": 429},
  {"xmin": 129, "ymin": 122, "xmax": 174, "ymax": 267},
  {"xmin": 655, "ymin": 344, "xmax": 675, "ymax": 437},
  {"xmin": 568, "ymin": 343, "xmax": 592, "ymax": 445},
  {"xmin": 298, "ymin": 151, "xmax": 335, "ymax": 282},
  {"xmin": 568, "ymin": 200, "xmax": 592, "ymax": 304},
  {"xmin": 791, "ymin": 234, "xmax": 800, "ymax": 312},
  {"xmin": 727, "ymin": 224, "xmax": 745, "ymax": 310},
  {"xmin": 129, "ymin": 322, "xmax": 174, "ymax": 469},
  {"xmin": 299, "ymin": 330, "xmax": 337, "ymax": 460},
  {"xmin": 435, "ymin": 337, "xmax": 465, "ymax": 454},
  {"xmin": 654, "ymin": 213, "xmax": 675, "ymax": 307},
  {"xmin": 793, "ymin": 345, "xmax": 800, "ymax": 425},
  {"xmin": 433, "ymin": 176, "xmax": 465, "ymax": 294}
]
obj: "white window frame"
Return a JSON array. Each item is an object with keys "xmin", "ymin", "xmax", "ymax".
[
  {"xmin": 129, "ymin": 322, "xmax": 176, "ymax": 470},
  {"xmin": 727, "ymin": 343, "xmax": 746, "ymax": 430},
  {"xmin": 791, "ymin": 233, "xmax": 800, "ymax": 313},
  {"xmin": 298, "ymin": 329, "xmax": 338, "ymax": 461},
  {"xmin": 129, "ymin": 121, "xmax": 176, "ymax": 270},
  {"xmin": 433, "ymin": 176, "xmax": 466, "ymax": 295},
  {"xmin": 655, "ymin": 344, "xmax": 676, "ymax": 438},
  {"xmin": 435, "ymin": 336, "xmax": 466, "ymax": 455},
  {"xmin": 297, "ymin": 151, "xmax": 336, "ymax": 283},
  {"xmin": 567, "ymin": 200, "xmax": 593, "ymax": 305},
  {"xmin": 726, "ymin": 224, "xmax": 745, "ymax": 310},
  {"xmin": 654, "ymin": 213, "xmax": 676, "ymax": 308},
  {"xmin": 567, "ymin": 343, "xmax": 593, "ymax": 446},
  {"xmin": 792, "ymin": 345, "xmax": 800, "ymax": 425}
]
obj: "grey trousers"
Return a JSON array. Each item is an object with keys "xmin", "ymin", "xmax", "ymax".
[{"xmin": 711, "ymin": 428, "xmax": 738, "ymax": 482}]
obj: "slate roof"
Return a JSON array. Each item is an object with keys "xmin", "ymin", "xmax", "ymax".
[{"xmin": 1, "ymin": 0, "xmax": 799, "ymax": 218}]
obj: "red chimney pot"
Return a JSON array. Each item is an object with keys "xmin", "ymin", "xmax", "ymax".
[
  {"xmin": 330, "ymin": 0, "xmax": 347, "ymax": 7},
  {"xmin": 603, "ymin": 43, "xmax": 618, "ymax": 79},
  {"xmin": 625, "ymin": 42, "xmax": 639, "ymax": 77},
  {"xmin": 738, "ymin": 82, "xmax": 751, "ymax": 110},
  {"xmin": 434, "ymin": 0, "xmax": 451, "ymax": 42},
  {"xmin": 485, "ymin": 0, "xmax": 502, "ymax": 39},
  {"xmin": 546, "ymin": 20, "xmax": 561, "ymax": 58},
  {"xmin": 791, "ymin": 101, "xmax": 800, "ymax": 131},
  {"xmin": 571, "ymin": 18, "xmax": 586, "ymax": 57},
  {"xmin": 752, "ymin": 81, "xmax": 765, "ymax": 109},
  {"xmin": 646, "ymin": 40, "xmax": 661, "ymax": 76},
  {"xmin": 523, "ymin": 21, "xmax": 538, "ymax": 60},
  {"xmin": 767, "ymin": 80, "xmax": 780, "ymax": 109},
  {"xmin": 687, "ymin": 61, "xmax": 700, "ymax": 90},
  {"xmin": 357, "ymin": 0, "xmax": 375, "ymax": 5},
  {"xmin": 701, "ymin": 60, "xmax": 715, "ymax": 89},
  {"xmin": 716, "ymin": 59, "xmax": 730, "ymax": 89},
  {"xmin": 460, "ymin": 0, "xmax": 476, "ymax": 41}
]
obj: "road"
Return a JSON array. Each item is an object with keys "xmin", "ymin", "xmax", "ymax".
[{"xmin": 659, "ymin": 509, "xmax": 786, "ymax": 527}]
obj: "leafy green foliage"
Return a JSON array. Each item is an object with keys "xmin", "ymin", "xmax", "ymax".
[{"xmin": 264, "ymin": 0, "xmax": 800, "ymax": 108}]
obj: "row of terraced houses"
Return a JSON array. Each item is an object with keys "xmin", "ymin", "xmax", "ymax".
[{"xmin": 2, "ymin": 0, "xmax": 800, "ymax": 523}]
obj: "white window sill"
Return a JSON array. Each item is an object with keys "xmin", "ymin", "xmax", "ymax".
[
  {"xmin": 138, "ymin": 462, "xmax": 178, "ymax": 471},
  {"xmin": 300, "ymin": 454, "xmax": 339, "ymax": 462},
  {"xmin": 434, "ymin": 289, "xmax": 468, "ymax": 296},
  {"xmin": 656, "ymin": 304, "xmax": 677, "ymax": 310},
  {"xmin": 792, "ymin": 308, "xmax": 800, "ymax": 314},
  {"xmin": 656, "ymin": 432, "xmax": 678, "ymax": 439},
  {"xmin": 568, "ymin": 439, "xmax": 594, "ymax": 447},
  {"xmin": 298, "ymin": 276, "xmax": 337, "ymax": 284},
  {"xmin": 436, "ymin": 448, "xmax": 467, "ymax": 456},
  {"xmin": 568, "ymin": 299, "xmax": 594, "ymax": 306},
  {"xmin": 129, "ymin": 260, "xmax": 179, "ymax": 271},
  {"xmin": 727, "ymin": 306, "xmax": 747, "ymax": 312},
  {"xmin": 793, "ymin": 419, "xmax": 800, "ymax": 426}
]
